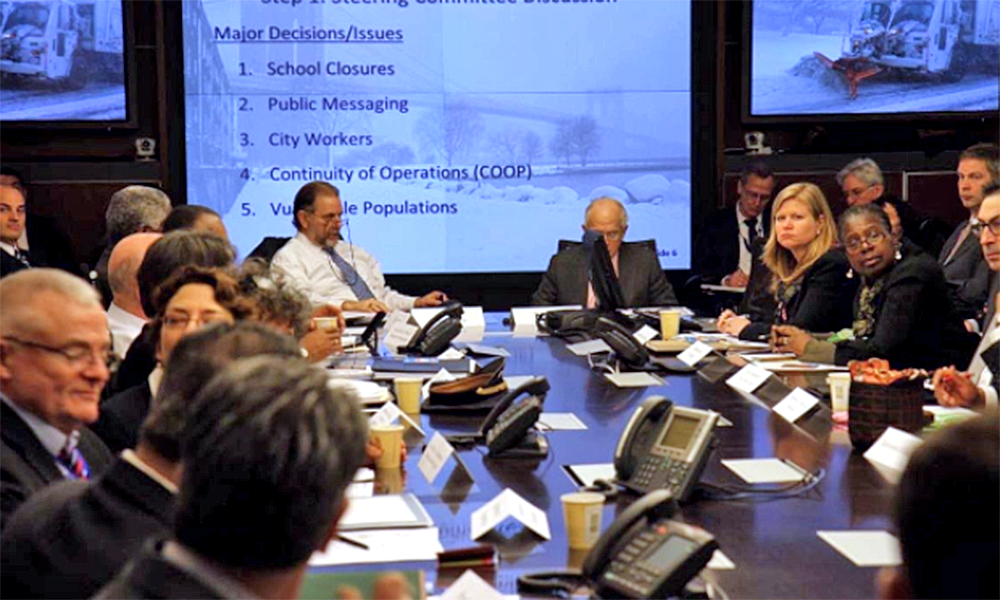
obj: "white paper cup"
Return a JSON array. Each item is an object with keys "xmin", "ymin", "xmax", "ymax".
[
  {"xmin": 561, "ymin": 492, "xmax": 605, "ymax": 549},
  {"xmin": 660, "ymin": 310, "xmax": 682, "ymax": 339},
  {"xmin": 394, "ymin": 377, "xmax": 423, "ymax": 414},
  {"xmin": 313, "ymin": 317, "xmax": 341, "ymax": 332},
  {"xmin": 370, "ymin": 424, "xmax": 404, "ymax": 469},
  {"xmin": 828, "ymin": 372, "xmax": 851, "ymax": 412}
]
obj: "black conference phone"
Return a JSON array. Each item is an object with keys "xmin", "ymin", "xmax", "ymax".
[
  {"xmin": 614, "ymin": 396, "xmax": 719, "ymax": 502},
  {"xmin": 518, "ymin": 489, "xmax": 718, "ymax": 599},
  {"xmin": 402, "ymin": 301, "xmax": 463, "ymax": 356},
  {"xmin": 594, "ymin": 316, "xmax": 650, "ymax": 368},
  {"xmin": 448, "ymin": 377, "xmax": 550, "ymax": 458}
]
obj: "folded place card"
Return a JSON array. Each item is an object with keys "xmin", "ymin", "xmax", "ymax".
[
  {"xmin": 605, "ymin": 372, "xmax": 664, "ymax": 388},
  {"xmin": 726, "ymin": 364, "xmax": 772, "ymax": 394},
  {"xmin": 567, "ymin": 339, "xmax": 613, "ymax": 356},
  {"xmin": 721, "ymin": 458, "xmax": 807, "ymax": 484},
  {"xmin": 816, "ymin": 530, "xmax": 901, "ymax": 567},
  {"xmin": 537, "ymin": 412, "xmax": 588, "ymax": 431},
  {"xmin": 863, "ymin": 427, "xmax": 924, "ymax": 485},
  {"xmin": 677, "ymin": 341, "xmax": 713, "ymax": 367},
  {"xmin": 632, "ymin": 325, "xmax": 659, "ymax": 344},
  {"xmin": 706, "ymin": 550, "xmax": 736, "ymax": 570},
  {"xmin": 471, "ymin": 488, "xmax": 550, "ymax": 541},
  {"xmin": 422, "ymin": 368, "xmax": 457, "ymax": 400},
  {"xmin": 369, "ymin": 401, "xmax": 425, "ymax": 436},
  {"xmin": 418, "ymin": 431, "xmax": 460, "ymax": 485},
  {"xmin": 772, "ymin": 388, "xmax": 820, "ymax": 423},
  {"xmin": 439, "ymin": 570, "xmax": 506, "ymax": 600}
]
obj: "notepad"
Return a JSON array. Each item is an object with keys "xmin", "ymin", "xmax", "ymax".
[
  {"xmin": 338, "ymin": 494, "xmax": 433, "ymax": 531},
  {"xmin": 817, "ymin": 530, "xmax": 901, "ymax": 567}
]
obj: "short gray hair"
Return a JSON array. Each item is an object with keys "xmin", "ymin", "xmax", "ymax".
[
  {"xmin": 106, "ymin": 186, "xmax": 172, "ymax": 245},
  {"xmin": 584, "ymin": 196, "xmax": 628, "ymax": 228},
  {"xmin": 0, "ymin": 269, "xmax": 101, "ymax": 335},
  {"xmin": 837, "ymin": 158, "xmax": 884, "ymax": 188}
]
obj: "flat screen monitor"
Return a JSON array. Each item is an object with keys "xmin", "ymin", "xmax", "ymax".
[
  {"xmin": 745, "ymin": 0, "xmax": 1000, "ymax": 121},
  {"xmin": 0, "ymin": 0, "xmax": 133, "ymax": 125},
  {"xmin": 180, "ymin": 0, "xmax": 692, "ymax": 272}
]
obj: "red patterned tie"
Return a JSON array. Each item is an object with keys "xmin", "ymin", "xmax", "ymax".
[{"xmin": 56, "ymin": 444, "xmax": 90, "ymax": 480}]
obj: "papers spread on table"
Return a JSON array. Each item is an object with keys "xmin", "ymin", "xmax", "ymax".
[
  {"xmin": 563, "ymin": 463, "xmax": 617, "ymax": 488},
  {"xmin": 605, "ymin": 371, "xmax": 664, "ymax": 388},
  {"xmin": 537, "ymin": 412, "xmax": 588, "ymax": 431},
  {"xmin": 816, "ymin": 530, "xmax": 901, "ymax": 567},
  {"xmin": 310, "ymin": 527, "xmax": 442, "ymax": 566},
  {"xmin": 338, "ymin": 493, "xmax": 433, "ymax": 531},
  {"xmin": 721, "ymin": 458, "xmax": 807, "ymax": 484}
]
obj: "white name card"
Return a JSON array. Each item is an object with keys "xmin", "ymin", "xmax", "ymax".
[
  {"xmin": 726, "ymin": 364, "xmax": 771, "ymax": 394},
  {"xmin": 677, "ymin": 341, "xmax": 713, "ymax": 367},
  {"xmin": 772, "ymin": 388, "xmax": 820, "ymax": 423},
  {"xmin": 418, "ymin": 432, "xmax": 457, "ymax": 484},
  {"xmin": 632, "ymin": 325, "xmax": 659, "ymax": 345},
  {"xmin": 440, "ymin": 570, "xmax": 506, "ymax": 600},
  {"xmin": 471, "ymin": 488, "xmax": 551, "ymax": 541},
  {"xmin": 369, "ymin": 400, "xmax": 425, "ymax": 436},
  {"xmin": 863, "ymin": 427, "xmax": 924, "ymax": 484}
]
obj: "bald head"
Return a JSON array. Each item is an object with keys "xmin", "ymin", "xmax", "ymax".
[
  {"xmin": 583, "ymin": 197, "xmax": 629, "ymax": 257},
  {"xmin": 109, "ymin": 232, "xmax": 162, "ymax": 317}
]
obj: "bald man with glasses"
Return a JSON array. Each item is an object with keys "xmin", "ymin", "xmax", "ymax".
[{"xmin": 0, "ymin": 269, "xmax": 114, "ymax": 526}]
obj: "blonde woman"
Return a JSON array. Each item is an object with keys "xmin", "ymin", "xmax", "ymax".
[{"xmin": 718, "ymin": 182, "xmax": 857, "ymax": 340}]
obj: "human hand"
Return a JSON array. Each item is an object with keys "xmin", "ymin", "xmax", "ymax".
[
  {"xmin": 932, "ymin": 366, "xmax": 983, "ymax": 408},
  {"xmin": 723, "ymin": 269, "xmax": 749, "ymax": 287},
  {"xmin": 299, "ymin": 327, "xmax": 342, "ymax": 362},
  {"xmin": 414, "ymin": 291, "xmax": 448, "ymax": 307},
  {"xmin": 343, "ymin": 298, "xmax": 390, "ymax": 313},
  {"xmin": 770, "ymin": 325, "xmax": 811, "ymax": 356},
  {"xmin": 717, "ymin": 309, "xmax": 751, "ymax": 336}
]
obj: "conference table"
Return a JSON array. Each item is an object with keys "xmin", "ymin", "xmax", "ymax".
[{"xmin": 320, "ymin": 313, "xmax": 896, "ymax": 599}]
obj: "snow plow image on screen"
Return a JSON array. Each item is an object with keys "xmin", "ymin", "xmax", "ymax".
[
  {"xmin": 814, "ymin": 0, "xmax": 1000, "ymax": 98},
  {"xmin": 0, "ymin": 0, "xmax": 123, "ymax": 89}
]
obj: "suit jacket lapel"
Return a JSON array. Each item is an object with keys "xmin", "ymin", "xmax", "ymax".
[{"xmin": 1, "ymin": 403, "xmax": 63, "ymax": 484}]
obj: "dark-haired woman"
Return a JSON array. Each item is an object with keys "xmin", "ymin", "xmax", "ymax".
[{"xmin": 772, "ymin": 204, "xmax": 977, "ymax": 370}]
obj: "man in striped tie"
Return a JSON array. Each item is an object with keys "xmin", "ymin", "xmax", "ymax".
[
  {"xmin": 0, "ymin": 269, "xmax": 114, "ymax": 527},
  {"xmin": 0, "ymin": 185, "xmax": 32, "ymax": 279}
]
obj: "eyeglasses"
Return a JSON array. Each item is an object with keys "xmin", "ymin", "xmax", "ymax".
[
  {"xmin": 844, "ymin": 230, "xmax": 887, "ymax": 253},
  {"xmin": 308, "ymin": 210, "xmax": 345, "ymax": 225},
  {"xmin": 161, "ymin": 314, "xmax": 231, "ymax": 330},
  {"xmin": 971, "ymin": 218, "xmax": 1000, "ymax": 237},
  {"xmin": 2, "ymin": 336, "xmax": 114, "ymax": 369}
]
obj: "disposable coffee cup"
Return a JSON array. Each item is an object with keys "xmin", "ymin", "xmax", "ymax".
[
  {"xmin": 561, "ymin": 492, "xmax": 605, "ymax": 550},
  {"xmin": 660, "ymin": 310, "xmax": 682, "ymax": 339},
  {"xmin": 313, "ymin": 317, "xmax": 340, "ymax": 332},
  {"xmin": 370, "ymin": 424, "xmax": 404, "ymax": 469},
  {"xmin": 828, "ymin": 372, "xmax": 851, "ymax": 412},
  {"xmin": 394, "ymin": 377, "xmax": 423, "ymax": 414}
]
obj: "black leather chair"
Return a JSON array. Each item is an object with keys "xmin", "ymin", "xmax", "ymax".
[
  {"xmin": 557, "ymin": 239, "xmax": 658, "ymax": 254},
  {"xmin": 247, "ymin": 236, "xmax": 291, "ymax": 263}
]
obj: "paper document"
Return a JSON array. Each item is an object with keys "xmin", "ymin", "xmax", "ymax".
[
  {"xmin": 310, "ymin": 527, "xmax": 442, "ymax": 566},
  {"xmin": 817, "ymin": 530, "xmax": 901, "ymax": 567},
  {"xmin": 721, "ymin": 458, "xmax": 807, "ymax": 484},
  {"xmin": 564, "ymin": 463, "xmax": 617, "ymax": 488},
  {"xmin": 567, "ymin": 339, "xmax": 612, "ymax": 356},
  {"xmin": 339, "ymin": 494, "xmax": 432, "ymax": 531},
  {"xmin": 605, "ymin": 372, "xmax": 664, "ymax": 388},
  {"xmin": 537, "ymin": 412, "xmax": 588, "ymax": 431}
]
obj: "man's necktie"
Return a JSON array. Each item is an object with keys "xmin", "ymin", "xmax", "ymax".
[
  {"xmin": 943, "ymin": 221, "xmax": 972, "ymax": 265},
  {"xmin": 13, "ymin": 248, "xmax": 31, "ymax": 268},
  {"xmin": 324, "ymin": 246, "xmax": 375, "ymax": 301},
  {"xmin": 745, "ymin": 217, "xmax": 759, "ymax": 252},
  {"xmin": 56, "ymin": 443, "xmax": 90, "ymax": 480}
]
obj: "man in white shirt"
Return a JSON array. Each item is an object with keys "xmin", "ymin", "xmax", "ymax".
[
  {"xmin": 106, "ymin": 233, "xmax": 162, "ymax": 358},
  {"xmin": 932, "ymin": 188, "xmax": 1000, "ymax": 409},
  {"xmin": 272, "ymin": 181, "xmax": 447, "ymax": 312}
]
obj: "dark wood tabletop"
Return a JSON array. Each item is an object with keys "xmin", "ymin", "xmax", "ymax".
[{"xmin": 321, "ymin": 324, "xmax": 896, "ymax": 599}]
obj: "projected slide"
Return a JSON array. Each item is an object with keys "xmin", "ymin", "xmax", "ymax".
[
  {"xmin": 0, "ymin": 1, "xmax": 127, "ymax": 122},
  {"xmin": 750, "ymin": 0, "xmax": 999, "ymax": 116},
  {"xmin": 182, "ymin": 0, "xmax": 691, "ymax": 273}
]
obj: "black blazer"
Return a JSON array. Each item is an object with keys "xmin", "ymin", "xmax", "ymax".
[
  {"xmin": 92, "ymin": 382, "xmax": 153, "ymax": 454},
  {"xmin": 0, "ymin": 250, "xmax": 30, "ymax": 279},
  {"xmin": 94, "ymin": 539, "xmax": 227, "ymax": 600},
  {"xmin": 0, "ymin": 403, "xmax": 113, "ymax": 527},
  {"xmin": 107, "ymin": 325, "xmax": 156, "ymax": 397},
  {"xmin": 938, "ymin": 219, "xmax": 991, "ymax": 318},
  {"xmin": 695, "ymin": 204, "xmax": 771, "ymax": 284},
  {"xmin": 531, "ymin": 243, "xmax": 677, "ymax": 307},
  {"xmin": 0, "ymin": 457, "xmax": 175, "ymax": 599},
  {"xmin": 835, "ymin": 251, "xmax": 978, "ymax": 369},
  {"xmin": 740, "ymin": 249, "xmax": 858, "ymax": 341}
]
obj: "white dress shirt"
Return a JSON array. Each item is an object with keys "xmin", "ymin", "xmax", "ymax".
[
  {"xmin": 272, "ymin": 232, "xmax": 416, "ymax": 311},
  {"xmin": 107, "ymin": 303, "xmax": 147, "ymax": 359},
  {"xmin": 735, "ymin": 204, "xmax": 764, "ymax": 278},
  {"xmin": 969, "ymin": 311, "xmax": 999, "ymax": 408},
  {"xmin": 0, "ymin": 241, "xmax": 18, "ymax": 258}
]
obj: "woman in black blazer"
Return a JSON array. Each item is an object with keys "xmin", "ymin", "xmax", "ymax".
[
  {"xmin": 718, "ymin": 183, "xmax": 857, "ymax": 341},
  {"xmin": 773, "ymin": 204, "xmax": 978, "ymax": 370}
]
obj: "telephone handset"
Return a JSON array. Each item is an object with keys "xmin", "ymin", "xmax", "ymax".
[
  {"xmin": 614, "ymin": 396, "xmax": 719, "ymax": 503},
  {"xmin": 403, "ymin": 301, "xmax": 463, "ymax": 356},
  {"xmin": 583, "ymin": 490, "xmax": 718, "ymax": 600},
  {"xmin": 479, "ymin": 376, "xmax": 549, "ymax": 457},
  {"xmin": 594, "ymin": 317, "xmax": 649, "ymax": 368}
]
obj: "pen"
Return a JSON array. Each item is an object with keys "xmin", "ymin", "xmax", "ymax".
[{"xmin": 337, "ymin": 534, "xmax": 369, "ymax": 550}]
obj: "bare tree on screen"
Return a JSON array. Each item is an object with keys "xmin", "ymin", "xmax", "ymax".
[
  {"xmin": 521, "ymin": 130, "xmax": 542, "ymax": 164},
  {"xmin": 414, "ymin": 101, "xmax": 484, "ymax": 166},
  {"xmin": 491, "ymin": 129, "xmax": 521, "ymax": 164}
]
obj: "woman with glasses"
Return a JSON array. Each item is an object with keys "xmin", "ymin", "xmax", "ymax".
[
  {"xmin": 718, "ymin": 183, "xmax": 857, "ymax": 341},
  {"xmin": 772, "ymin": 204, "xmax": 978, "ymax": 369},
  {"xmin": 92, "ymin": 266, "xmax": 253, "ymax": 453}
]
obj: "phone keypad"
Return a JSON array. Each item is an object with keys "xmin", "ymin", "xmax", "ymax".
[
  {"xmin": 605, "ymin": 531, "xmax": 664, "ymax": 595},
  {"xmin": 633, "ymin": 456, "xmax": 689, "ymax": 492}
]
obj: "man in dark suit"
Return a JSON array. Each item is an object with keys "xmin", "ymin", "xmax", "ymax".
[
  {"xmin": 0, "ymin": 184, "xmax": 32, "ymax": 278},
  {"xmin": 696, "ymin": 161, "xmax": 775, "ymax": 287},
  {"xmin": 0, "ymin": 323, "xmax": 302, "ymax": 599},
  {"xmin": 0, "ymin": 168, "xmax": 78, "ymax": 275},
  {"xmin": 96, "ymin": 355, "xmax": 369, "ymax": 600},
  {"xmin": 938, "ymin": 143, "xmax": 997, "ymax": 318},
  {"xmin": 0, "ymin": 269, "xmax": 114, "ymax": 526},
  {"xmin": 532, "ymin": 197, "xmax": 677, "ymax": 307}
]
